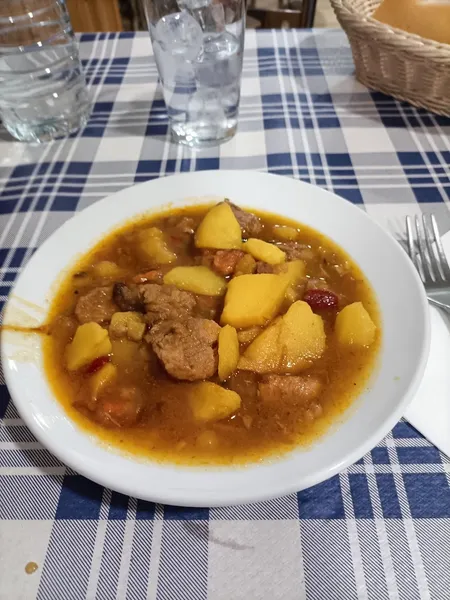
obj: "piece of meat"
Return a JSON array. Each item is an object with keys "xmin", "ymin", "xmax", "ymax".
[
  {"xmin": 167, "ymin": 216, "xmax": 196, "ymax": 251},
  {"xmin": 95, "ymin": 387, "xmax": 144, "ymax": 428},
  {"xmin": 132, "ymin": 270, "xmax": 163, "ymax": 284},
  {"xmin": 304, "ymin": 401, "xmax": 323, "ymax": 423},
  {"xmin": 140, "ymin": 283, "xmax": 196, "ymax": 324},
  {"xmin": 226, "ymin": 201, "xmax": 262, "ymax": 237},
  {"xmin": 213, "ymin": 250, "xmax": 245, "ymax": 276},
  {"xmin": 113, "ymin": 282, "xmax": 145, "ymax": 312},
  {"xmin": 228, "ymin": 370, "xmax": 259, "ymax": 402},
  {"xmin": 165, "ymin": 215, "xmax": 195, "ymax": 235},
  {"xmin": 195, "ymin": 294, "xmax": 222, "ymax": 320},
  {"xmin": 195, "ymin": 249, "xmax": 215, "ymax": 269},
  {"xmin": 174, "ymin": 216, "xmax": 195, "ymax": 235},
  {"xmin": 305, "ymin": 277, "xmax": 329, "ymax": 291},
  {"xmin": 277, "ymin": 242, "xmax": 316, "ymax": 262},
  {"xmin": 255, "ymin": 261, "xmax": 274, "ymax": 274},
  {"xmin": 49, "ymin": 315, "xmax": 77, "ymax": 344},
  {"xmin": 237, "ymin": 327, "xmax": 262, "ymax": 345},
  {"xmin": 258, "ymin": 375, "xmax": 322, "ymax": 405},
  {"xmin": 148, "ymin": 317, "xmax": 220, "ymax": 381},
  {"xmin": 196, "ymin": 249, "xmax": 245, "ymax": 276},
  {"xmin": 75, "ymin": 286, "xmax": 117, "ymax": 324}
]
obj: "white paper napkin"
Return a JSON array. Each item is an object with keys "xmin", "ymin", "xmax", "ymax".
[{"xmin": 404, "ymin": 232, "xmax": 450, "ymax": 458}]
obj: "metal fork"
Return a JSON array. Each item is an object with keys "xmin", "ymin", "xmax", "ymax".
[{"xmin": 406, "ymin": 214, "xmax": 450, "ymax": 313}]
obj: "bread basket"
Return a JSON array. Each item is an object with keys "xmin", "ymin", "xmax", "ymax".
[{"xmin": 330, "ymin": 0, "xmax": 450, "ymax": 115}]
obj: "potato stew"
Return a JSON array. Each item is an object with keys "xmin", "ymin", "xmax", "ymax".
[{"xmin": 44, "ymin": 201, "xmax": 380, "ymax": 465}]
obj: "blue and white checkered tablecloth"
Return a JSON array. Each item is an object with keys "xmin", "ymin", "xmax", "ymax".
[{"xmin": 0, "ymin": 28, "xmax": 450, "ymax": 600}]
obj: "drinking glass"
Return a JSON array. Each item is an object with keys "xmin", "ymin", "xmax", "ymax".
[
  {"xmin": 0, "ymin": 0, "xmax": 91, "ymax": 143},
  {"xmin": 143, "ymin": 0, "xmax": 246, "ymax": 147}
]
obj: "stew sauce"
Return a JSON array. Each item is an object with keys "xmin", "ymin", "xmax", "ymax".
[{"xmin": 43, "ymin": 202, "xmax": 380, "ymax": 465}]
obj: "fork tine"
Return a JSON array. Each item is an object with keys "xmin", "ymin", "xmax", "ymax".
[
  {"xmin": 430, "ymin": 214, "xmax": 450, "ymax": 280},
  {"xmin": 423, "ymin": 214, "xmax": 440, "ymax": 282},
  {"xmin": 406, "ymin": 216, "xmax": 423, "ymax": 279},
  {"xmin": 406, "ymin": 216, "xmax": 415, "ymax": 260},
  {"xmin": 415, "ymin": 215, "xmax": 435, "ymax": 282}
]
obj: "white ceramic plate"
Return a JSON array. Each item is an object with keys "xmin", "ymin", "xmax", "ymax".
[{"xmin": 1, "ymin": 171, "xmax": 430, "ymax": 507}]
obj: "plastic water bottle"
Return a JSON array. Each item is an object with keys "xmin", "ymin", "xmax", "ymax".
[{"xmin": 0, "ymin": 0, "xmax": 91, "ymax": 143}]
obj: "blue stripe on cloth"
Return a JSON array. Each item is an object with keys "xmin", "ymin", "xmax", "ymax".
[
  {"xmin": 396, "ymin": 446, "xmax": 443, "ymax": 464},
  {"xmin": 0, "ymin": 385, "xmax": 9, "ymax": 419},
  {"xmin": 196, "ymin": 157, "xmax": 220, "ymax": 171},
  {"xmin": 298, "ymin": 476, "xmax": 345, "ymax": 519},
  {"xmin": 56, "ymin": 475, "xmax": 103, "ymax": 520},
  {"xmin": 348, "ymin": 474, "xmax": 374, "ymax": 519},
  {"xmin": 371, "ymin": 446, "xmax": 391, "ymax": 464},
  {"xmin": 376, "ymin": 474, "xmax": 403, "ymax": 519},
  {"xmin": 337, "ymin": 188, "xmax": 364, "ymax": 204},
  {"xmin": 392, "ymin": 421, "xmax": 425, "ymax": 438},
  {"xmin": 136, "ymin": 500, "xmax": 156, "ymax": 520},
  {"xmin": 403, "ymin": 474, "xmax": 450, "ymax": 518},
  {"xmin": 412, "ymin": 187, "xmax": 447, "ymax": 203},
  {"xmin": 164, "ymin": 505, "xmax": 209, "ymax": 520},
  {"xmin": 145, "ymin": 95, "xmax": 169, "ymax": 138},
  {"xmin": 109, "ymin": 491, "xmax": 129, "ymax": 520}
]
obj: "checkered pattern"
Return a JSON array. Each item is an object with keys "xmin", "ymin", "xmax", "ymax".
[{"xmin": 1, "ymin": 29, "xmax": 450, "ymax": 600}]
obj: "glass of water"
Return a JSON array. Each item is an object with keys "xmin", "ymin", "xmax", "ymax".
[
  {"xmin": 143, "ymin": 0, "xmax": 246, "ymax": 147},
  {"xmin": 0, "ymin": 0, "xmax": 91, "ymax": 143}
]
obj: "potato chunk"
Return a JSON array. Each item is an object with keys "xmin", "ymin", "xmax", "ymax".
[
  {"xmin": 273, "ymin": 225, "xmax": 299, "ymax": 241},
  {"xmin": 195, "ymin": 202, "xmax": 242, "ymax": 250},
  {"xmin": 218, "ymin": 325, "xmax": 240, "ymax": 381},
  {"xmin": 164, "ymin": 266, "xmax": 226, "ymax": 296},
  {"xmin": 137, "ymin": 227, "xmax": 176, "ymax": 264},
  {"xmin": 90, "ymin": 363, "xmax": 117, "ymax": 399},
  {"xmin": 235, "ymin": 253, "xmax": 256, "ymax": 276},
  {"xmin": 238, "ymin": 319, "xmax": 282, "ymax": 373},
  {"xmin": 189, "ymin": 382, "xmax": 241, "ymax": 423},
  {"xmin": 93, "ymin": 261, "xmax": 123, "ymax": 279},
  {"xmin": 111, "ymin": 339, "xmax": 143, "ymax": 371},
  {"xmin": 238, "ymin": 301, "xmax": 326, "ymax": 373},
  {"xmin": 109, "ymin": 312, "xmax": 146, "ymax": 342},
  {"xmin": 278, "ymin": 259, "xmax": 305, "ymax": 286},
  {"xmin": 335, "ymin": 302, "xmax": 376, "ymax": 347},
  {"xmin": 281, "ymin": 301, "xmax": 326, "ymax": 370},
  {"xmin": 279, "ymin": 260, "xmax": 305, "ymax": 303},
  {"xmin": 242, "ymin": 238, "xmax": 286, "ymax": 265},
  {"xmin": 66, "ymin": 322, "xmax": 112, "ymax": 371},
  {"xmin": 221, "ymin": 274, "xmax": 289, "ymax": 328}
]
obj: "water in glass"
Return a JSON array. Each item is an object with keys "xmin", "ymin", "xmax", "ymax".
[
  {"xmin": 0, "ymin": 1, "xmax": 91, "ymax": 143},
  {"xmin": 145, "ymin": 0, "xmax": 245, "ymax": 147}
]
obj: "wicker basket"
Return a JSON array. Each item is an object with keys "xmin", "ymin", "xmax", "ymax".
[{"xmin": 330, "ymin": 0, "xmax": 450, "ymax": 115}]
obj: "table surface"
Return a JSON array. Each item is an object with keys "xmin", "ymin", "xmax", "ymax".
[{"xmin": 1, "ymin": 29, "xmax": 450, "ymax": 600}]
